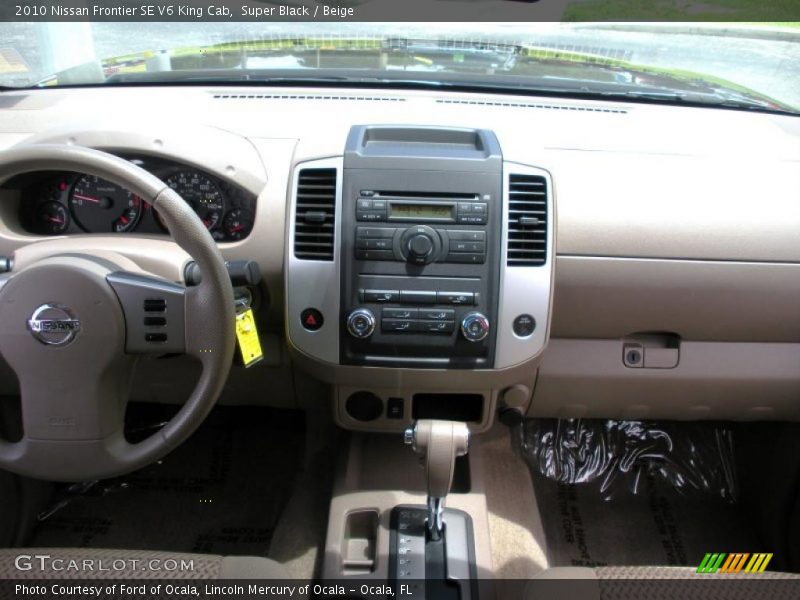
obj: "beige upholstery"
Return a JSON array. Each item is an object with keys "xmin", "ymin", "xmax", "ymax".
[
  {"xmin": 526, "ymin": 566, "xmax": 800, "ymax": 600},
  {"xmin": 0, "ymin": 548, "xmax": 287, "ymax": 579}
]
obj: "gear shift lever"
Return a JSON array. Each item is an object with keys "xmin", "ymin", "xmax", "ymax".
[{"xmin": 404, "ymin": 420, "xmax": 470, "ymax": 541}]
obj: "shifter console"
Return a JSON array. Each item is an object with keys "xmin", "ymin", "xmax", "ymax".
[{"xmin": 391, "ymin": 420, "xmax": 477, "ymax": 599}]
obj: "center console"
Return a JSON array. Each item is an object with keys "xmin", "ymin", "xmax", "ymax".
[
  {"xmin": 340, "ymin": 126, "xmax": 502, "ymax": 369},
  {"xmin": 288, "ymin": 128, "xmax": 555, "ymax": 596},
  {"xmin": 286, "ymin": 124, "xmax": 555, "ymax": 432}
]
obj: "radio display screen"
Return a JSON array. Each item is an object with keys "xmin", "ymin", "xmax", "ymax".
[{"xmin": 389, "ymin": 203, "xmax": 454, "ymax": 220}]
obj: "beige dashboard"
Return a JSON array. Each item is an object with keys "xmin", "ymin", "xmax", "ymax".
[{"xmin": 1, "ymin": 85, "xmax": 799, "ymax": 422}]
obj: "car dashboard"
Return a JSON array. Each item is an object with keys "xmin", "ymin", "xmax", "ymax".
[{"xmin": 0, "ymin": 84, "xmax": 799, "ymax": 432}]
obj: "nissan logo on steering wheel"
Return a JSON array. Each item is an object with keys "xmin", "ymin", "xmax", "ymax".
[{"xmin": 26, "ymin": 303, "xmax": 82, "ymax": 346}]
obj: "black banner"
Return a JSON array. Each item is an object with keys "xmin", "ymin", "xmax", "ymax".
[
  {"xmin": 2, "ymin": 578, "xmax": 800, "ymax": 600},
  {"xmin": 1, "ymin": 0, "xmax": 799, "ymax": 22}
]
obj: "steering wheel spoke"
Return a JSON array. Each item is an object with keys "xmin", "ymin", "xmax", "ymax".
[{"xmin": 106, "ymin": 271, "xmax": 187, "ymax": 355}]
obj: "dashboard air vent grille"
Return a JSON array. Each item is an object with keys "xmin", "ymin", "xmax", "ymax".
[
  {"xmin": 213, "ymin": 93, "xmax": 405, "ymax": 103},
  {"xmin": 507, "ymin": 174, "xmax": 548, "ymax": 266},
  {"xmin": 294, "ymin": 168, "xmax": 337, "ymax": 261},
  {"xmin": 436, "ymin": 98, "xmax": 627, "ymax": 114}
]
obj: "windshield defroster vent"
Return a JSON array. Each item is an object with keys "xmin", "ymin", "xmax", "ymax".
[
  {"xmin": 294, "ymin": 168, "xmax": 337, "ymax": 261},
  {"xmin": 507, "ymin": 174, "xmax": 548, "ymax": 266},
  {"xmin": 213, "ymin": 93, "xmax": 405, "ymax": 103}
]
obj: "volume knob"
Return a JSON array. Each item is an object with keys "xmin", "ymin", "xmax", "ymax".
[
  {"xmin": 346, "ymin": 308, "xmax": 376, "ymax": 339},
  {"xmin": 461, "ymin": 312, "xmax": 490, "ymax": 342},
  {"xmin": 401, "ymin": 226, "xmax": 439, "ymax": 265},
  {"xmin": 408, "ymin": 234, "xmax": 434, "ymax": 259}
]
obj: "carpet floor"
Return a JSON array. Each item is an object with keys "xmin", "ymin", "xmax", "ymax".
[{"xmin": 29, "ymin": 405, "xmax": 305, "ymax": 557}]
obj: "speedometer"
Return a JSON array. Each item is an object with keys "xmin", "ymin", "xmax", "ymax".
[{"xmin": 164, "ymin": 171, "xmax": 225, "ymax": 231}]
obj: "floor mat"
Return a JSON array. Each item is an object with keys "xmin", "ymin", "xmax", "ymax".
[
  {"xmin": 532, "ymin": 472, "xmax": 762, "ymax": 568},
  {"xmin": 521, "ymin": 419, "xmax": 762, "ymax": 568},
  {"xmin": 29, "ymin": 405, "xmax": 305, "ymax": 557}
]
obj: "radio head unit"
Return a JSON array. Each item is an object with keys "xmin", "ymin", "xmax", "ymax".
[{"xmin": 356, "ymin": 191, "xmax": 487, "ymax": 225}]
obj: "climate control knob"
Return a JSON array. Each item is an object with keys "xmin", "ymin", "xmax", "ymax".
[
  {"xmin": 461, "ymin": 312, "xmax": 490, "ymax": 342},
  {"xmin": 347, "ymin": 308, "xmax": 376, "ymax": 339}
]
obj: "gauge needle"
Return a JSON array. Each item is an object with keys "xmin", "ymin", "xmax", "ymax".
[
  {"xmin": 73, "ymin": 193, "xmax": 100, "ymax": 203},
  {"xmin": 229, "ymin": 225, "xmax": 243, "ymax": 232},
  {"xmin": 48, "ymin": 217, "xmax": 64, "ymax": 224}
]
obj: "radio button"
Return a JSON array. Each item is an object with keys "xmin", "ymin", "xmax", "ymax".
[
  {"xmin": 472, "ymin": 203, "xmax": 488, "ymax": 214},
  {"xmin": 357, "ymin": 227, "xmax": 396, "ymax": 239},
  {"xmin": 363, "ymin": 289, "xmax": 400, "ymax": 302},
  {"xmin": 382, "ymin": 319, "xmax": 415, "ymax": 332},
  {"xmin": 449, "ymin": 230, "xmax": 485, "ymax": 241},
  {"xmin": 383, "ymin": 308, "xmax": 418, "ymax": 320},
  {"xmin": 449, "ymin": 240, "xmax": 485, "ymax": 253},
  {"xmin": 372, "ymin": 200, "xmax": 387, "ymax": 210},
  {"xmin": 448, "ymin": 253, "xmax": 485, "ymax": 264},
  {"xmin": 419, "ymin": 309, "xmax": 455, "ymax": 321},
  {"xmin": 358, "ymin": 238, "xmax": 393, "ymax": 250},
  {"xmin": 357, "ymin": 198, "xmax": 373, "ymax": 210},
  {"xmin": 438, "ymin": 292, "xmax": 475, "ymax": 305},
  {"xmin": 355, "ymin": 249, "xmax": 394, "ymax": 260},
  {"xmin": 357, "ymin": 211, "xmax": 386, "ymax": 222},
  {"xmin": 400, "ymin": 290, "xmax": 437, "ymax": 304},
  {"xmin": 458, "ymin": 214, "xmax": 487, "ymax": 225},
  {"xmin": 419, "ymin": 320, "xmax": 455, "ymax": 334}
]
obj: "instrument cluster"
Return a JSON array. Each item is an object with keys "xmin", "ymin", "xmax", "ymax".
[{"xmin": 17, "ymin": 156, "xmax": 256, "ymax": 242}]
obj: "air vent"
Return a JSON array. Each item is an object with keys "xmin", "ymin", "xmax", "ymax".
[
  {"xmin": 213, "ymin": 93, "xmax": 405, "ymax": 103},
  {"xmin": 507, "ymin": 174, "xmax": 548, "ymax": 266},
  {"xmin": 436, "ymin": 98, "xmax": 627, "ymax": 114},
  {"xmin": 294, "ymin": 168, "xmax": 337, "ymax": 261}
]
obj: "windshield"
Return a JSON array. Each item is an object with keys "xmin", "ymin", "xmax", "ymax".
[{"xmin": 1, "ymin": 22, "xmax": 798, "ymax": 114}]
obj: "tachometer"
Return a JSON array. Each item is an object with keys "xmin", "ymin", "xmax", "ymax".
[
  {"xmin": 69, "ymin": 175, "xmax": 143, "ymax": 233},
  {"xmin": 165, "ymin": 171, "xmax": 225, "ymax": 231}
]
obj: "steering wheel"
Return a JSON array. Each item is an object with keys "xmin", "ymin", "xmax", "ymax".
[{"xmin": 0, "ymin": 144, "xmax": 235, "ymax": 481}]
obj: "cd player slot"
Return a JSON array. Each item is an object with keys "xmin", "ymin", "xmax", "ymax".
[{"xmin": 369, "ymin": 190, "xmax": 480, "ymax": 201}]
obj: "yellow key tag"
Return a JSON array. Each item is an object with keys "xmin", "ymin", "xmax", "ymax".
[{"xmin": 235, "ymin": 308, "xmax": 263, "ymax": 368}]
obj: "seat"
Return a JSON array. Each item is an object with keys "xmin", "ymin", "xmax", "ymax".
[
  {"xmin": 525, "ymin": 566, "xmax": 800, "ymax": 600},
  {"xmin": 0, "ymin": 548, "xmax": 288, "ymax": 579}
]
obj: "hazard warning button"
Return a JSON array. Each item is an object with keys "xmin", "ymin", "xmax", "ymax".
[{"xmin": 300, "ymin": 308, "xmax": 324, "ymax": 331}]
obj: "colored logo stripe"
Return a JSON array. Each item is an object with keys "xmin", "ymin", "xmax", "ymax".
[
  {"xmin": 744, "ymin": 553, "xmax": 773, "ymax": 573},
  {"xmin": 697, "ymin": 553, "xmax": 726, "ymax": 573},
  {"xmin": 698, "ymin": 552, "xmax": 773, "ymax": 573},
  {"xmin": 720, "ymin": 553, "xmax": 750, "ymax": 573}
]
